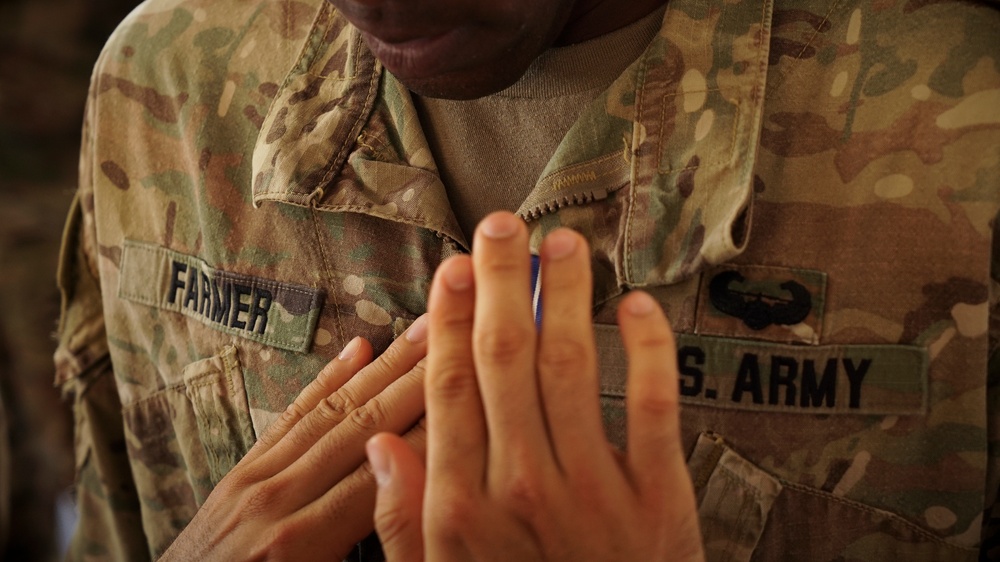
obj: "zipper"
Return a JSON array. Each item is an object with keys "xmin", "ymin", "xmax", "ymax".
[
  {"xmin": 516, "ymin": 151, "xmax": 632, "ymax": 223},
  {"xmin": 518, "ymin": 186, "xmax": 613, "ymax": 221}
]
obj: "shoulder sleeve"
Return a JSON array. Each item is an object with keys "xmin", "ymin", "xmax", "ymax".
[{"xmin": 55, "ymin": 49, "xmax": 150, "ymax": 562}]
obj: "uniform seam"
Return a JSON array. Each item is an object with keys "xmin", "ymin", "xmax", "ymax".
[
  {"xmin": 310, "ymin": 206, "xmax": 347, "ymax": 348},
  {"xmin": 121, "ymin": 368, "xmax": 222, "ymax": 411},
  {"xmin": 309, "ymin": 205, "xmax": 460, "ymax": 242},
  {"xmin": 624, "ymin": 54, "xmax": 648, "ymax": 287},
  {"xmin": 355, "ymin": 137, "xmax": 383, "ymax": 159},
  {"xmin": 693, "ymin": 443, "xmax": 728, "ymax": 491},
  {"xmin": 751, "ymin": 0, "xmax": 769, "ymax": 109},
  {"xmin": 656, "ymin": 98, "xmax": 742, "ymax": 174},
  {"xmin": 766, "ymin": 0, "xmax": 843, "ymax": 101},
  {"xmin": 715, "ymin": 463, "xmax": 761, "ymax": 557},
  {"xmin": 116, "ymin": 292, "xmax": 315, "ymax": 349},
  {"xmin": 186, "ymin": 376, "xmax": 228, "ymax": 477},
  {"xmin": 311, "ymin": 36, "xmax": 381, "ymax": 203},
  {"xmin": 122, "ymin": 382, "xmax": 190, "ymax": 411},
  {"xmin": 780, "ymin": 480, "xmax": 978, "ymax": 551},
  {"xmin": 536, "ymin": 151, "xmax": 625, "ymax": 187}
]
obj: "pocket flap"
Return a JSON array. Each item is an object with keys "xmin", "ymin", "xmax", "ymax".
[
  {"xmin": 183, "ymin": 345, "xmax": 256, "ymax": 485},
  {"xmin": 689, "ymin": 432, "xmax": 783, "ymax": 562}
]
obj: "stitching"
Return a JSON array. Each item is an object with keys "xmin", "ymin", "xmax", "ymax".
[
  {"xmin": 624, "ymin": 52, "xmax": 649, "ymax": 287},
  {"xmin": 780, "ymin": 480, "xmax": 977, "ymax": 551},
  {"xmin": 310, "ymin": 204, "xmax": 460, "ymax": 241},
  {"xmin": 122, "ymin": 282, "xmax": 318, "ymax": 302},
  {"xmin": 310, "ymin": 206, "xmax": 346, "ymax": 348},
  {"xmin": 655, "ymin": 85, "xmax": 669, "ymax": 175},
  {"xmin": 117, "ymin": 309, "xmax": 316, "ymax": 348},
  {"xmin": 309, "ymin": 30, "xmax": 381, "ymax": 203},
  {"xmin": 693, "ymin": 440, "xmax": 727, "ymax": 491},
  {"xmin": 667, "ymin": 87, "xmax": 723, "ymax": 97},
  {"xmin": 729, "ymin": 99, "xmax": 742, "ymax": 165},
  {"xmin": 123, "ymin": 380, "xmax": 192, "ymax": 410},
  {"xmin": 533, "ymin": 152, "xmax": 627, "ymax": 197},
  {"xmin": 758, "ymin": 0, "xmax": 772, "ymax": 83},
  {"xmin": 262, "ymin": 0, "xmax": 331, "ymax": 125},
  {"xmin": 657, "ymin": 100, "xmax": 743, "ymax": 174},
  {"xmin": 678, "ymin": 392, "xmax": 925, "ymax": 417},
  {"xmin": 539, "ymin": 151, "xmax": 622, "ymax": 180},
  {"xmin": 117, "ymin": 293, "xmax": 315, "ymax": 350},
  {"xmin": 651, "ymin": 9, "xmax": 761, "ymax": 175},
  {"xmin": 713, "ymin": 463, "xmax": 762, "ymax": 556},
  {"xmin": 355, "ymin": 136, "xmax": 380, "ymax": 155},
  {"xmin": 716, "ymin": 460, "xmax": 767, "ymax": 502},
  {"xmin": 794, "ymin": 2, "xmax": 837, "ymax": 62},
  {"xmin": 297, "ymin": 4, "xmax": 360, "ymax": 81},
  {"xmin": 656, "ymin": 0, "xmax": 770, "ymax": 175},
  {"xmin": 123, "ymin": 241, "xmax": 322, "ymax": 296},
  {"xmin": 766, "ymin": 0, "xmax": 843, "ymax": 100},
  {"xmin": 186, "ymin": 377, "xmax": 225, "ymax": 475},
  {"xmin": 355, "ymin": 131, "xmax": 393, "ymax": 160},
  {"xmin": 220, "ymin": 346, "xmax": 238, "ymax": 399}
]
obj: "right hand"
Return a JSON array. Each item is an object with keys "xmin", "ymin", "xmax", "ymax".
[
  {"xmin": 367, "ymin": 213, "xmax": 704, "ymax": 562},
  {"xmin": 159, "ymin": 317, "xmax": 430, "ymax": 561}
]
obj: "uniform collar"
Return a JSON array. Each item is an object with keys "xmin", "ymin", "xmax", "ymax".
[
  {"xmin": 251, "ymin": 2, "xmax": 380, "ymax": 208},
  {"xmin": 252, "ymin": 0, "xmax": 774, "ymax": 285}
]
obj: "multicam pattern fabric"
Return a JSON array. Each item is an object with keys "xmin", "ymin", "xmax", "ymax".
[{"xmin": 56, "ymin": 0, "xmax": 1000, "ymax": 560}]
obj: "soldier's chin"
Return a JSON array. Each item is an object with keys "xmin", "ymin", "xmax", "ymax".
[{"xmin": 392, "ymin": 63, "xmax": 527, "ymax": 101}]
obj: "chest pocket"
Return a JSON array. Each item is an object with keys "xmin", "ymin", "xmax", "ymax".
[
  {"xmin": 594, "ymin": 323, "xmax": 979, "ymax": 562},
  {"xmin": 121, "ymin": 345, "xmax": 255, "ymax": 555}
]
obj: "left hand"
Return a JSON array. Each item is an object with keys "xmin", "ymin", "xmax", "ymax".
[
  {"xmin": 366, "ymin": 211, "xmax": 704, "ymax": 562},
  {"xmin": 160, "ymin": 320, "xmax": 428, "ymax": 561}
]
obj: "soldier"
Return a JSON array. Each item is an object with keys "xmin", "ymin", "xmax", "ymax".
[
  {"xmin": 363, "ymin": 213, "xmax": 705, "ymax": 561},
  {"xmin": 56, "ymin": 0, "xmax": 1000, "ymax": 560}
]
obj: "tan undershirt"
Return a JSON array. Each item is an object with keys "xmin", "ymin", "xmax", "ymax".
[{"xmin": 414, "ymin": 6, "xmax": 666, "ymax": 238}]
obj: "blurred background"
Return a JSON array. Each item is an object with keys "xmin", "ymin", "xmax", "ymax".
[{"xmin": 1, "ymin": 0, "xmax": 141, "ymax": 559}]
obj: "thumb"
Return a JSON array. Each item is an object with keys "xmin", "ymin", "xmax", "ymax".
[{"xmin": 367, "ymin": 432, "xmax": 426, "ymax": 562}]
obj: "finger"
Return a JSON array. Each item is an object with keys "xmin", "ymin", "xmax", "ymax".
[
  {"xmin": 425, "ymin": 255, "xmax": 487, "ymax": 490},
  {"xmin": 369, "ymin": 433, "xmax": 427, "ymax": 562},
  {"xmin": 617, "ymin": 292, "xmax": 686, "ymax": 497},
  {"xmin": 240, "ymin": 335, "xmax": 375, "ymax": 466},
  {"xmin": 536, "ymin": 228, "xmax": 613, "ymax": 476},
  {"xmin": 278, "ymin": 356, "xmax": 427, "ymax": 509},
  {"xmin": 471, "ymin": 212, "xmax": 548, "ymax": 462},
  {"xmin": 251, "ymin": 316, "xmax": 429, "ymax": 479},
  {"xmin": 292, "ymin": 420, "xmax": 429, "ymax": 559}
]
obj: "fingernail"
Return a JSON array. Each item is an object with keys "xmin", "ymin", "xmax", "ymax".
[
  {"xmin": 544, "ymin": 229, "xmax": 578, "ymax": 260},
  {"xmin": 443, "ymin": 259, "xmax": 473, "ymax": 291},
  {"xmin": 405, "ymin": 314, "xmax": 428, "ymax": 343},
  {"xmin": 339, "ymin": 336, "xmax": 362, "ymax": 359},
  {"xmin": 479, "ymin": 213, "xmax": 520, "ymax": 239},
  {"xmin": 626, "ymin": 292, "xmax": 657, "ymax": 316},
  {"xmin": 366, "ymin": 437, "xmax": 392, "ymax": 488}
]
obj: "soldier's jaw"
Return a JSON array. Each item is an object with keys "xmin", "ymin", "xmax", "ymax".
[{"xmin": 329, "ymin": 0, "xmax": 572, "ymax": 99}]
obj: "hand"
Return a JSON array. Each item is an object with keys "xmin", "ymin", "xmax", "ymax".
[
  {"xmin": 367, "ymin": 212, "xmax": 704, "ymax": 562},
  {"xmin": 160, "ymin": 318, "xmax": 430, "ymax": 561}
]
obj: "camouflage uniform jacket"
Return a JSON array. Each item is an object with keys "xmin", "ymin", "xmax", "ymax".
[{"xmin": 55, "ymin": 0, "xmax": 1000, "ymax": 560}]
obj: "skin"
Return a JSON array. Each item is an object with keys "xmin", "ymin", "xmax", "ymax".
[
  {"xmin": 368, "ymin": 212, "xmax": 704, "ymax": 561},
  {"xmin": 328, "ymin": 0, "xmax": 670, "ymax": 99},
  {"xmin": 160, "ymin": 324, "xmax": 431, "ymax": 561},
  {"xmin": 162, "ymin": 3, "xmax": 701, "ymax": 557},
  {"xmin": 161, "ymin": 214, "xmax": 703, "ymax": 560}
]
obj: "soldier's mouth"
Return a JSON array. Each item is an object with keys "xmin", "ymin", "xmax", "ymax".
[{"xmin": 359, "ymin": 27, "xmax": 480, "ymax": 81}]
